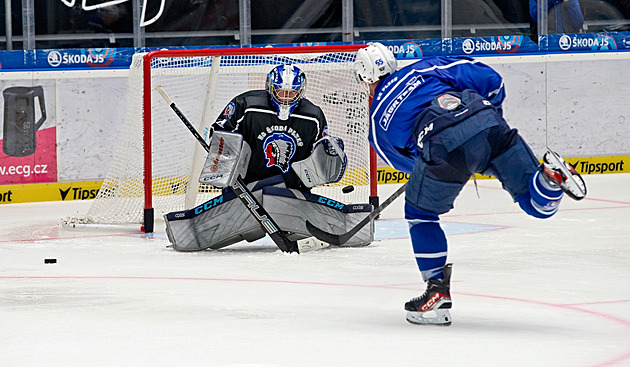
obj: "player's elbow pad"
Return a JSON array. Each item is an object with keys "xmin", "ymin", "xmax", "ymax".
[
  {"xmin": 199, "ymin": 131, "xmax": 251, "ymax": 188},
  {"xmin": 292, "ymin": 136, "xmax": 347, "ymax": 188}
]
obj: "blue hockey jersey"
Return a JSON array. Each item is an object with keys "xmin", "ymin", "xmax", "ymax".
[{"xmin": 368, "ymin": 56, "xmax": 506, "ymax": 174}]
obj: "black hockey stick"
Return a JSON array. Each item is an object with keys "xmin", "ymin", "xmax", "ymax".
[
  {"xmin": 305, "ymin": 182, "xmax": 407, "ymax": 246},
  {"xmin": 155, "ymin": 85, "xmax": 299, "ymax": 253}
]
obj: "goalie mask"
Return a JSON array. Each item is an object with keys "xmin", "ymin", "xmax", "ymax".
[{"xmin": 266, "ymin": 64, "xmax": 306, "ymax": 120}]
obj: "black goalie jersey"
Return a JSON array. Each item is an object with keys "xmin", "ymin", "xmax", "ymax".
[{"xmin": 212, "ymin": 90, "xmax": 328, "ymax": 190}]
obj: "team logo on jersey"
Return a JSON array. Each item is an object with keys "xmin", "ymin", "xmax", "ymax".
[
  {"xmin": 263, "ymin": 132, "xmax": 296, "ymax": 173},
  {"xmin": 223, "ymin": 102, "xmax": 235, "ymax": 118}
]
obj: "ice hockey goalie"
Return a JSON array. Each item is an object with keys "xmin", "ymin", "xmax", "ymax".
[{"xmin": 163, "ymin": 64, "xmax": 373, "ymax": 252}]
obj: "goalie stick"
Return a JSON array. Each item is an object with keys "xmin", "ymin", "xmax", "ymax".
[
  {"xmin": 155, "ymin": 85, "xmax": 299, "ymax": 254},
  {"xmin": 306, "ymin": 183, "xmax": 407, "ymax": 246}
]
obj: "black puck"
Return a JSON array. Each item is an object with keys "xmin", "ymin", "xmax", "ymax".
[
  {"xmin": 342, "ymin": 185, "xmax": 354, "ymax": 194},
  {"xmin": 44, "ymin": 258, "xmax": 57, "ymax": 264}
]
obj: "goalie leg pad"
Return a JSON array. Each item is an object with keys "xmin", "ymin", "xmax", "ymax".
[
  {"xmin": 261, "ymin": 186, "xmax": 374, "ymax": 247},
  {"xmin": 164, "ymin": 190, "xmax": 267, "ymax": 252},
  {"xmin": 166, "ymin": 177, "xmax": 289, "ymax": 251},
  {"xmin": 165, "ymin": 178, "xmax": 374, "ymax": 251}
]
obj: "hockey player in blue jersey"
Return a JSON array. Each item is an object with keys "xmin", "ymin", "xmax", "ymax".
[{"xmin": 354, "ymin": 42, "xmax": 587, "ymax": 326}]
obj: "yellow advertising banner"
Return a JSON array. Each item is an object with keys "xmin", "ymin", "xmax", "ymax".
[
  {"xmin": 0, "ymin": 181, "xmax": 102, "ymax": 204},
  {"xmin": 0, "ymin": 155, "xmax": 627, "ymax": 203},
  {"xmin": 375, "ymin": 155, "xmax": 629, "ymax": 185}
]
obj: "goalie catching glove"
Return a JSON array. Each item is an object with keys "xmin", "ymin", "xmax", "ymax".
[
  {"xmin": 199, "ymin": 130, "xmax": 251, "ymax": 188},
  {"xmin": 292, "ymin": 136, "xmax": 347, "ymax": 188}
]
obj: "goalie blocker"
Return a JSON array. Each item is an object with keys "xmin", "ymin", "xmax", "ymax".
[
  {"xmin": 164, "ymin": 176, "xmax": 374, "ymax": 251},
  {"xmin": 199, "ymin": 130, "xmax": 251, "ymax": 188}
]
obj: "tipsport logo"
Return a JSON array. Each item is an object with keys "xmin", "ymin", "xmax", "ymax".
[
  {"xmin": 559, "ymin": 34, "xmax": 617, "ymax": 51},
  {"xmin": 47, "ymin": 48, "xmax": 117, "ymax": 68},
  {"xmin": 1, "ymin": 190, "xmax": 13, "ymax": 203},
  {"xmin": 462, "ymin": 36, "xmax": 522, "ymax": 55},
  {"xmin": 377, "ymin": 169, "xmax": 410, "ymax": 184},
  {"xmin": 570, "ymin": 159, "xmax": 625, "ymax": 175},
  {"xmin": 59, "ymin": 187, "xmax": 99, "ymax": 200},
  {"xmin": 390, "ymin": 42, "xmax": 423, "ymax": 59}
]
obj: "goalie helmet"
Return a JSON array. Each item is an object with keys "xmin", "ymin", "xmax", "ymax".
[
  {"xmin": 355, "ymin": 42, "xmax": 398, "ymax": 84},
  {"xmin": 266, "ymin": 64, "xmax": 306, "ymax": 120}
]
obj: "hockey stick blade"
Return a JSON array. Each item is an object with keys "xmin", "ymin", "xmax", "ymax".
[
  {"xmin": 306, "ymin": 183, "xmax": 407, "ymax": 246},
  {"xmin": 156, "ymin": 85, "xmax": 299, "ymax": 253}
]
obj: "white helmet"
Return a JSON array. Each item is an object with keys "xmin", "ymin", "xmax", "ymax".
[{"xmin": 355, "ymin": 42, "xmax": 398, "ymax": 84}]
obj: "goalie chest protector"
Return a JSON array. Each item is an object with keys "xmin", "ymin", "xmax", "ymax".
[{"xmin": 214, "ymin": 90, "xmax": 327, "ymax": 189}]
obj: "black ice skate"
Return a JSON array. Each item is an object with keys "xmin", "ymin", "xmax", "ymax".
[
  {"xmin": 541, "ymin": 150, "xmax": 587, "ymax": 201},
  {"xmin": 405, "ymin": 263, "xmax": 452, "ymax": 326}
]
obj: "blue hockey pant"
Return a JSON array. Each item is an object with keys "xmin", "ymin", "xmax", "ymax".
[{"xmin": 405, "ymin": 110, "xmax": 563, "ymax": 281}]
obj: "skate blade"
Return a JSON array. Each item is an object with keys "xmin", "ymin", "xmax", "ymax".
[
  {"xmin": 546, "ymin": 150, "xmax": 587, "ymax": 200},
  {"xmin": 297, "ymin": 237, "xmax": 330, "ymax": 253},
  {"xmin": 406, "ymin": 309, "xmax": 452, "ymax": 326}
]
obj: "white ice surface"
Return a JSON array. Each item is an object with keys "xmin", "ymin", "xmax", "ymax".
[{"xmin": 1, "ymin": 174, "xmax": 629, "ymax": 367}]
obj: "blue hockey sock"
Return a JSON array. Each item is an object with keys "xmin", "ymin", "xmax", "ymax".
[
  {"xmin": 518, "ymin": 169, "xmax": 564, "ymax": 218},
  {"xmin": 405, "ymin": 203, "xmax": 448, "ymax": 281}
]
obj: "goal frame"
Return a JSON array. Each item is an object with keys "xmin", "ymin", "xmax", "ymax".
[{"xmin": 140, "ymin": 44, "xmax": 379, "ymax": 233}]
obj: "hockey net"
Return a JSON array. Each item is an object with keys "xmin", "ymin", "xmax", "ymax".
[{"xmin": 66, "ymin": 45, "xmax": 375, "ymax": 231}]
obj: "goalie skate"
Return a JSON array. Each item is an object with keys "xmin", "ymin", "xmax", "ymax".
[
  {"xmin": 541, "ymin": 150, "xmax": 587, "ymax": 201},
  {"xmin": 296, "ymin": 237, "xmax": 330, "ymax": 253},
  {"xmin": 405, "ymin": 264, "xmax": 452, "ymax": 326}
]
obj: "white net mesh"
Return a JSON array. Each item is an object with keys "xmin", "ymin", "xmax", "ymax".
[{"xmin": 78, "ymin": 48, "xmax": 371, "ymax": 226}]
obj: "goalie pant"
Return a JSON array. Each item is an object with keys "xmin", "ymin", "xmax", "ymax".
[{"xmin": 164, "ymin": 176, "xmax": 374, "ymax": 251}]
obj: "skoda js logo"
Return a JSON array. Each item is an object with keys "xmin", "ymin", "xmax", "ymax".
[
  {"xmin": 462, "ymin": 39, "xmax": 475, "ymax": 54},
  {"xmin": 559, "ymin": 35, "xmax": 572, "ymax": 51},
  {"xmin": 48, "ymin": 51, "xmax": 62, "ymax": 67}
]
